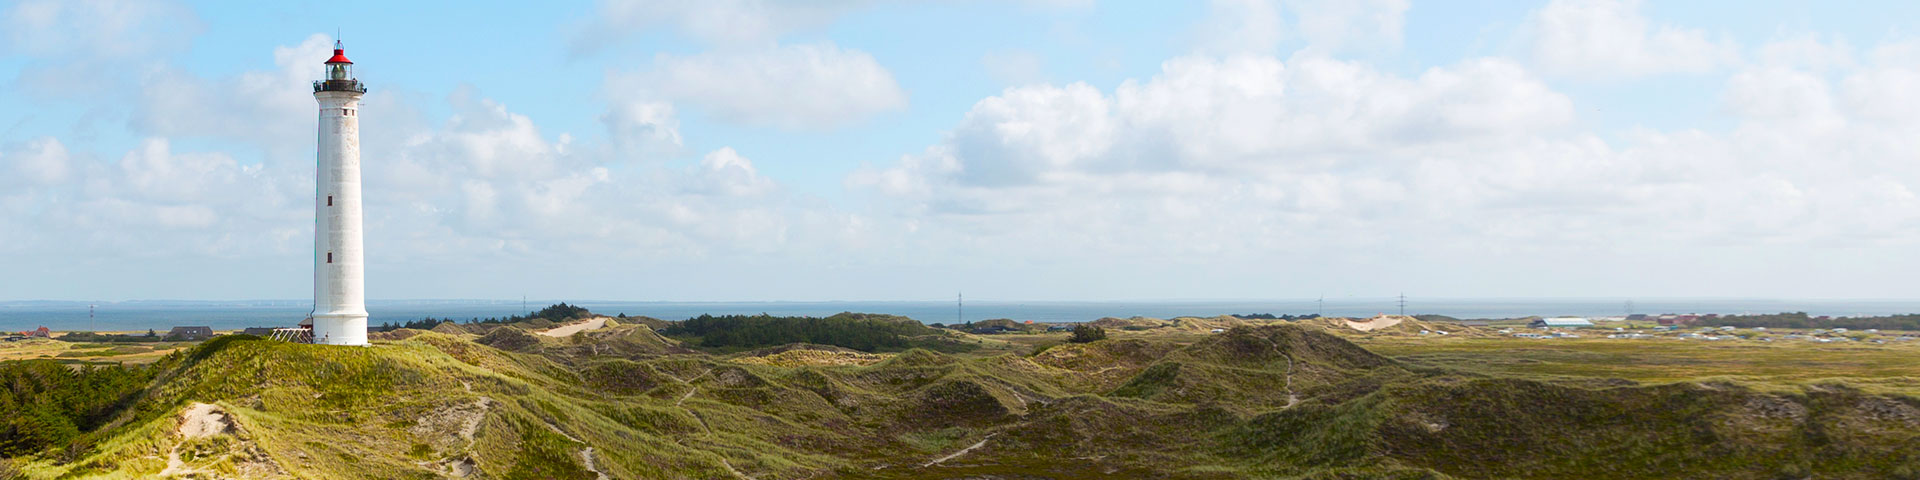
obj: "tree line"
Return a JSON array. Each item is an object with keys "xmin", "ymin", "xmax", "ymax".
[
  {"xmin": 1698, "ymin": 312, "xmax": 1920, "ymax": 331},
  {"xmin": 378, "ymin": 303, "xmax": 594, "ymax": 331},
  {"xmin": 661, "ymin": 313, "xmax": 972, "ymax": 353}
]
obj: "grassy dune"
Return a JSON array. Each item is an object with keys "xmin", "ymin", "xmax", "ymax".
[
  {"xmin": 3, "ymin": 318, "xmax": 1918, "ymax": 479},
  {"xmin": 1359, "ymin": 336, "xmax": 1920, "ymax": 393}
]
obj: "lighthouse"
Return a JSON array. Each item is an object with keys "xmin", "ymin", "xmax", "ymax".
[{"xmin": 311, "ymin": 40, "xmax": 369, "ymax": 346}]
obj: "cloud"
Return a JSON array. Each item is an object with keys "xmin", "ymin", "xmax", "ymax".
[
  {"xmin": 575, "ymin": 1, "xmax": 906, "ymax": 130},
  {"xmin": 365, "ymin": 89, "xmax": 857, "ymax": 264},
  {"xmin": 1841, "ymin": 42, "xmax": 1920, "ymax": 124},
  {"xmin": 4, "ymin": 137, "xmax": 72, "ymax": 185},
  {"xmin": 687, "ymin": 147, "xmax": 775, "ymax": 197},
  {"xmin": 852, "ymin": 46, "xmax": 1920, "ymax": 273},
  {"xmin": 600, "ymin": 100, "xmax": 683, "ymax": 160},
  {"xmin": 920, "ymin": 54, "xmax": 1571, "ymax": 190},
  {"xmin": 572, "ymin": 0, "xmax": 873, "ymax": 51},
  {"xmin": 0, "ymin": 30, "xmax": 857, "ymax": 296},
  {"xmin": 28, "ymin": 137, "xmax": 306, "ymax": 258},
  {"xmin": 1195, "ymin": 0, "xmax": 1285, "ymax": 55},
  {"xmin": 1757, "ymin": 33, "xmax": 1856, "ymax": 72},
  {"xmin": 1287, "ymin": 0, "xmax": 1409, "ymax": 52},
  {"xmin": 616, "ymin": 43, "xmax": 907, "ymax": 129},
  {"xmin": 1, "ymin": 0, "xmax": 202, "ymax": 97},
  {"xmin": 132, "ymin": 34, "xmax": 335, "ymax": 153},
  {"xmin": 853, "ymin": 53, "xmax": 1574, "ymax": 231},
  {"xmin": 1, "ymin": 0, "xmax": 197, "ymax": 57},
  {"xmin": 10, "ymin": 1, "xmax": 1920, "ymax": 300},
  {"xmin": 1526, "ymin": 0, "xmax": 1738, "ymax": 78},
  {"xmin": 1194, "ymin": 0, "xmax": 1410, "ymax": 55}
]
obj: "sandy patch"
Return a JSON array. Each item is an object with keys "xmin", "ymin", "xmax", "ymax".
[
  {"xmin": 538, "ymin": 317, "xmax": 609, "ymax": 337},
  {"xmin": 164, "ymin": 402, "xmax": 283, "ymax": 477},
  {"xmin": 734, "ymin": 349, "xmax": 887, "ymax": 367},
  {"xmin": 178, "ymin": 402, "xmax": 231, "ymax": 438},
  {"xmin": 1344, "ymin": 315, "xmax": 1406, "ymax": 332}
]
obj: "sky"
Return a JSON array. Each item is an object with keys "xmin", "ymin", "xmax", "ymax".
[{"xmin": 1, "ymin": 0, "xmax": 1918, "ymax": 302}]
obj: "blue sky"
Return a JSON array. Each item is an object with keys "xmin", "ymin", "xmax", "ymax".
[{"xmin": 2, "ymin": 0, "xmax": 1918, "ymax": 302}]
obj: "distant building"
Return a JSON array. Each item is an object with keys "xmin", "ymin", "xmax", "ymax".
[
  {"xmin": 20, "ymin": 326, "xmax": 51, "ymax": 338},
  {"xmin": 1625, "ymin": 314, "xmax": 1649, "ymax": 321},
  {"xmin": 1656, "ymin": 314, "xmax": 1699, "ymax": 326},
  {"xmin": 166, "ymin": 326, "xmax": 215, "ymax": 341},
  {"xmin": 240, "ymin": 327, "xmax": 276, "ymax": 336},
  {"xmin": 1530, "ymin": 317, "xmax": 1594, "ymax": 328}
]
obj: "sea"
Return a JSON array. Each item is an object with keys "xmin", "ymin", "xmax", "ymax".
[{"xmin": 3, "ymin": 298, "xmax": 1919, "ymax": 333}]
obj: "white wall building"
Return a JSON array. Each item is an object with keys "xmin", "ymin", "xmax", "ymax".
[{"xmin": 311, "ymin": 41, "xmax": 369, "ymax": 346}]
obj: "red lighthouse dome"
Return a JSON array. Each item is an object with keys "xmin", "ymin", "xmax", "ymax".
[
  {"xmin": 314, "ymin": 40, "xmax": 365, "ymax": 93},
  {"xmin": 326, "ymin": 41, "xmax": 352, "ymax": 64}
]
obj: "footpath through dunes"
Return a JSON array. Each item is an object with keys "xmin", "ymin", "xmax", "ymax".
[{"xmin": 11, "ymin": 317, "xmax": 1920, "ymax": 479}]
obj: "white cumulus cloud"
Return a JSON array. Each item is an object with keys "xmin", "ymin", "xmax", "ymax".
[
  {"xmin": 851, "ymin": 43, "xmax": 1920, "ymax": 291},
  {"xmin": 616, "ymin": 43, "xmax": 908, "ymax": 130},
  {"xmin": 1526, "ymin": 0, "xmax": 1738, "ymax": 78},
  {"xmin": 572, "ymin": 0, "xmax": 873, "ymax": 51}
]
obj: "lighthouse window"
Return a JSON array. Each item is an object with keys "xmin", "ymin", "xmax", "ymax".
[
  {"xmin": 327, "ymin": 252, "xmax": 333, "ymax": 264},
  {"xmin": 327, "ymin": 196, "xmax": 332, "ymax": 206}
]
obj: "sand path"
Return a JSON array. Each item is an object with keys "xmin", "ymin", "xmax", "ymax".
[
  {"xmin": 923, "ymin": 433, "xmax": 998, "ymax": 467},
  {"xmin": 161, "ymin": 403, "xmax": 232, "ymax": 477}
]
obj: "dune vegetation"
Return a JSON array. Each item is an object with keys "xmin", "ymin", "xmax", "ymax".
[{"xmin": 0, "ymin": 310, "xmax": 1917, "ymax": 479}]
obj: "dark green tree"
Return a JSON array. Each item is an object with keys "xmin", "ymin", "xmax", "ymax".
[{"xmin": 1069, "ymin": 325, "xmax": 1107, "ymax": 343}]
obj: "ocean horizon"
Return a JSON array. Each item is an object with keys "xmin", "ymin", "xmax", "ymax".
[{"xmin": 4, "ymin": 298, "xmax": 1918, "ymax": 333}]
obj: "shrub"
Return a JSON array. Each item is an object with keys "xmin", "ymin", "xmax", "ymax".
[
  {"xmin": 1069, "ymin": 325, "xmax": 1107, "ymax": 343},
  {"xmin": 0, "ymin": 360, "xmax": 154, "ymax": 456}
]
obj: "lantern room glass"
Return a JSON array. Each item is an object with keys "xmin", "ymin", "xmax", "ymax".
[{"xmin": 329, "ymin": 63, "xmax": 350, "ymax": 81}]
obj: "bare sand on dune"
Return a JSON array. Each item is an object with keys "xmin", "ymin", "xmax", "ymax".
[
  {"xmin": 1344, "ymin": 315, "xmax": 1405, "ymax": 332},
  {"xmin": 538, "ymin": 317, "xmax": 609, "ymax": 337}
]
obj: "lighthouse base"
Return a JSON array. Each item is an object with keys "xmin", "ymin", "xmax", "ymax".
[{"xmin": 311, "ymin": 312, "xmax": 368, "ymax": 346}]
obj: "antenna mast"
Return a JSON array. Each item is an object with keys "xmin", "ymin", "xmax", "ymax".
[{"xmin": 1398, "ymin": 293, "xmax": 1406, "ymax": 316}]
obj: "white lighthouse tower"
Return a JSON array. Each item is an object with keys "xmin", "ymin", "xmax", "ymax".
[{"xmin": 311, "ymin": 40, "xmax": 369, "ymax": 346}]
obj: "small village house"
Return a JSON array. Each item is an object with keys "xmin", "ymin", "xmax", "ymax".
[{"xmin": 166, "ymin": 326, "xmax": 215, "ymax": 341}]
